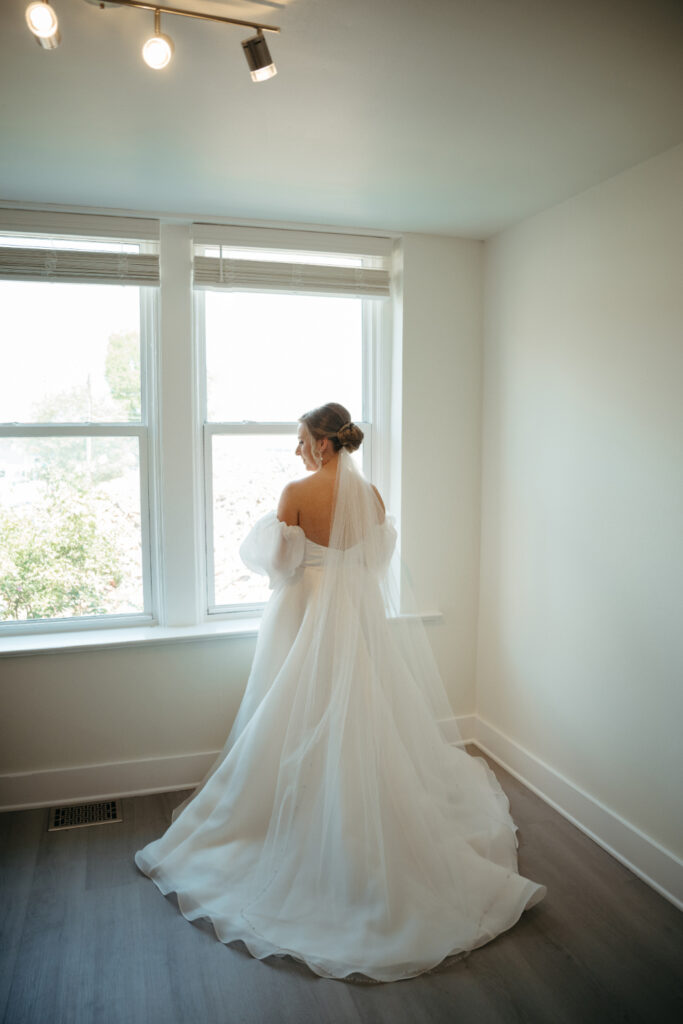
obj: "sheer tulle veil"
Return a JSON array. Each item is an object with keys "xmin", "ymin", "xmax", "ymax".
[{"xmin": 325, "ymin": 447, "xmax": 460, "ymax": 736}]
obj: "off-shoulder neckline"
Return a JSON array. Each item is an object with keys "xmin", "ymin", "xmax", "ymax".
[
  {"xmin": 278, "ymin": 518, "xmax": 329, "ymax": 549},
  {"xmin": 279, "ymin": 514, "xmax": 390, "ymax": 551},
  {"xmin": 305, "ymin": 536, "xmax": 329, "ymax": 550}
]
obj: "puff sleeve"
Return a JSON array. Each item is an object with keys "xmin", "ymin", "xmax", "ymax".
[{"xmin": 239, "ymin": 511, "xmax": 306, "ymax": 589}]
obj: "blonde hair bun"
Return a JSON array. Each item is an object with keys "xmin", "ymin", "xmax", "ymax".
[
  {"xmin": 336, "ymin": 421, "xmax": 364, "ymax": 453},
  {"xmin": 299, "ymin": 402, "xmax": 364, "ymax": 454}
]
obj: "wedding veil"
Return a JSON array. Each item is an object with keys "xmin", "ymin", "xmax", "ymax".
[{"xmin": 321, "ymin": 446, "xmax": 461, "ymax": 738}]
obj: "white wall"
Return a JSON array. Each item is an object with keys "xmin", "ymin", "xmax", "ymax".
[
  {"xmin": 1, "ymin": 638, "xmax": 255, "ymax": 774},
  {"xmin": 0, "ymin": 233, "xmax": 484, "ymax": 802},
  {"xmin": 400, "ymin": 234, "xmax": 483, "ymax": 712},
  {"xmin": 478, "ymin": 144, "xmax": 683, "ymax": 860}
]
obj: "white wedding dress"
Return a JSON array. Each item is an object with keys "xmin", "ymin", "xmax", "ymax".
[{"xmin": 135, "ymin": 451, "xmax": 546, "ymax": 982}]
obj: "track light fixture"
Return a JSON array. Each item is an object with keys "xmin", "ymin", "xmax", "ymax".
[
  {"xmin": 25, "ymin": 1, "xmax": 61, "ymax": 49},
  {"xmin": 242, "ymin": 30, "xmax": 277, "ymax": 83},
  {"xmin": 142, "ymin": 9, "xmax": 174, "ymax": 70},
  {"xmin": 24, "ymin": 0, "xmax": 280, "ymax": 80}
]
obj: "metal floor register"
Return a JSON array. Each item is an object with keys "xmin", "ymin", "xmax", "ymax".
[{"xmin": 48, "ymin": 799, "xmax": 123, "ymax": 831}]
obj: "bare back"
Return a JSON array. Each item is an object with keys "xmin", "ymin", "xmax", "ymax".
[
  {"xmin": 278, "ymin": 462, "xmax": 338, "ymax": 547},
  {"xmin": 278, "ymin": 458, "xmax": 384, "ymax": 548}
]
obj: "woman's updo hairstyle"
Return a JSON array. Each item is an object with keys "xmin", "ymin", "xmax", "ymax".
[{"xmin": 299, "ymin": 402, "xmax": 364, "ymax": 454}]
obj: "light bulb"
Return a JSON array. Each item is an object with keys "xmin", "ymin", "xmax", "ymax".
[
  {"xmin": 25, "ymin": 2, "xmax": 60, "ymax": 49},
  {"xmin": 142, "ymin": 33, "xmax": 174, "ymax": 70},
  {"xmin": 26, "ymin": 1, "xmax": 57, "ymax": 36},
  {"xmin": 250, "ymin": 63, "xmax": 277, "ymax": 83}
]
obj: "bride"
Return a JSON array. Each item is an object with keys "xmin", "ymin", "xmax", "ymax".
[{"xmin": 135, "ymin": 402, "xmax": 546, "ymax": 983}]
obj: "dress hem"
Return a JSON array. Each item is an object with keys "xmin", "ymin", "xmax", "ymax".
[{"xmin": 134, "ymin": 851, "xmax": 545, "ymax": 984}]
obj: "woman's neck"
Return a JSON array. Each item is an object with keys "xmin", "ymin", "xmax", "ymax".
[{"xmin": 319, "ymin": 451, "xmax": 340, "ymax": 473}]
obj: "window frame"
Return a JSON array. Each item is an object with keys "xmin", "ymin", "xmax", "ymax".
[
  {"xmin": 195, "ymin": 288, "xmax": 382, "ymax": 617},
  {"xmin": 0, "ymin": 212, "xmax": 395, "ymax": 641},
  {"xmin": 0, "ymin": 226, "xmax": 159, "ymax": 636}
]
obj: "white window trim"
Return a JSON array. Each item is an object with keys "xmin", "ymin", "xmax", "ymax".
[
  {"xmin": 0, "ymin": 212, "xmax": 397, "ymax": 651},
  {"xmin": 0, "ymin": 214, "xmax": 159, "ymax": 637},
  {"xmin": 195, "ymin": 293, "xmax": 382, "ymax": 616},
  {"xmin": 191, "ymin": 221, "xmax": 393, "ymax": 620}
]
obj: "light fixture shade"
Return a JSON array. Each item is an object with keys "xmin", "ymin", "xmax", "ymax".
[
  {"xmin": 242, "ymin": 32, "xmax": 277, "ymax": 82},
  {"xmin": 25, "ymin": 1, "xmax": 61, "ymax": 49},
  {"xmin": 142, "ymin": 33, "xmax": 175, "ymax": 70}
]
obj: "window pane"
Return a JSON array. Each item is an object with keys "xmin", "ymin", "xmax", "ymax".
[
  {"xmin": 0, "ymin": 281, "xmax": 141, "ymax": 423},
  {"xmin": 0, "ymin": 236, "xmax": 139, "ymax": 254},
  {"xmin": 202, "ymin": 245, "xmax": 362, "ymax": 267},
  {"xmin": 205, "ymin": 292, "xmax": 362, "ymax": 422},
  {"xmin": 0, "ymin": 436, "xmax": 143, "ymax": 621},
  {"xmin": 211, "ymin": 434, "xmax": 301, "ymax": 607}
]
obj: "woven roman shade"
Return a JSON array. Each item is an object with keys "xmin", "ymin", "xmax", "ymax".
[
  {"xmin": 0, "ymin": 209, "xmax": 160, "ymax": 286},
  {"xmin": 192, "ymin": 224, "xmax": 393, "ymax": 299}
]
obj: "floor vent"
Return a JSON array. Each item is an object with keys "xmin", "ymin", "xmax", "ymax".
[{"xmin": 48, "ymin": 799, "xmax": 122, "ymax": 832}]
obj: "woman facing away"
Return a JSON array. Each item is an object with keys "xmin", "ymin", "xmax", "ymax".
[{"xmin": 135, "ymin": 402, "xmax": 546, "ymax": 983}]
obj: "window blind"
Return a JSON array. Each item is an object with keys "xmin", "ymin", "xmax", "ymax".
[
  {"xmin": 0, "ymin": 247, "xmax": 159, "ymax": 286},
  {"xmin": 192, "ymin": 224, "xmax": 393, "ymax": 299},
  {"xmin": 0, "ymin": 208, "xmax": 160, "ymax": 285},
  {"xmin": 193, "ymin": 255, "xmax": 389, "ymax": 298}
]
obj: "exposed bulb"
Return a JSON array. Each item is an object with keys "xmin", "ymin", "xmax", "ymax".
[
  {"xmin": 26, "ymin": 1, "xmax": 57, "ymax": 36},
  {"xmin": 25, "ymin": 2, "xmax": 60, "ymax": 48},
  {"xmin": 142, "ymin": 33, "xmax": 174, "ymax": 70},
  {"xmin": 250, "ymin": 63, "xmax": 277, "ymax": 83}
]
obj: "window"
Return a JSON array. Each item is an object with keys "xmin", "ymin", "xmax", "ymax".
[
  {"xmin": 193, "ymin": 225, "xmax": 392, "ymax": 612},
  {"xmin": 0, "ymin": 212, "xmax": 159, "ymax": 632},
  {"xmin": 0, "ymin": 212, "xmax": 393, "ymax": 637}
]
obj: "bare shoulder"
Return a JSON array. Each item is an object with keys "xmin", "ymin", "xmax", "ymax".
[{"xmin": 277, "ymin": 480, "xmax": 304, "ymax": 526}]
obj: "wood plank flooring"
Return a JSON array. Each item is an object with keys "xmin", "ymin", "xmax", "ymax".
[{"xmin": 1, "ymin": 748, "xmax": 681, "ymax": 1024}]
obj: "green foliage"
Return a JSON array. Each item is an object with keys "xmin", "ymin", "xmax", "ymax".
[
  {"xmin": 0, "ymin": 484, "xmax": 124, "ymax": 621},
  {"xmin": 105, "ymin": 329, "xmax": 141, "ymax": 421},
  {"xmin": 0, "ymin": 326, "xmax": 142, "ymax": 622}
]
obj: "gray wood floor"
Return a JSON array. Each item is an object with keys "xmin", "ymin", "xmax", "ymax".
[{"xmin": 1, "ymin": 747, "xmax": 681, "ymax": 1024}]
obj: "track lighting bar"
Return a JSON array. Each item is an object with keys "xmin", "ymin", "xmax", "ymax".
[
  {"xmin": 99, "ymin": 0, "xmax": 280, "ymax": 36},
  {"xmin": 25, "ymin": 1, "xmax": 281, "ymax": 79}
]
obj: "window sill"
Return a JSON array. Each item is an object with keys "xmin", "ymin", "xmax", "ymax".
[
  {"xmin": 0, "ymin": 610, "xmax": 443, "ymax": 659},
  {"xmin": 0, "ymin": 618, "xmax": 262, "ymax": 658}
]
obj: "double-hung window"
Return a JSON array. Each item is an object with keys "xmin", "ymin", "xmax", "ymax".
[
  {"xmin": 0, "ymin": 211, "xmax": 159, "ymax": 632},
  {"xmin": 192, "ymin": 225, "xmax": 392, "ymax": 612},
  {"xmin": 0, "ymin": 212, "xmax": 393, "ymax": 637}
]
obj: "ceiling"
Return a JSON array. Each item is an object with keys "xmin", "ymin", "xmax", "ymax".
[{"xmin": 1, "ymin": 0, "xmax": 682, "ymax": 238}]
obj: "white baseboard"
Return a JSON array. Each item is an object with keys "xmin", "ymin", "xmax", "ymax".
[
  {"xmin": 1, "ymin": 713, "xmax": 680, "ymax": 913},
  {"xmin": 0, "ymin": 751, "xmax": 217, "ymax": 812},
  {"xmin": 471, "ymin": 715, "xmax": 683, "ymax": 912},
  {"xmin": 0, "ymin": 715, "xmax": 476, "ymax": 814}
]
